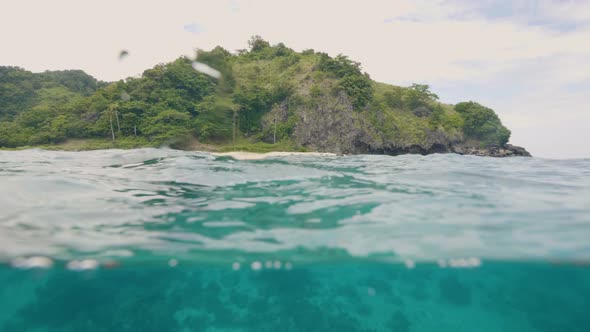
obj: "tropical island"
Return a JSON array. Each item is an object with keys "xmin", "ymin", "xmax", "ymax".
[{"xmin": 0, "ymin": 36, "xmax": 530, "ymax": 157}]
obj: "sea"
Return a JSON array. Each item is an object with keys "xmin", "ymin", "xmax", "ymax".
[{"xmin": 0, "ymin": 149, "xmax": 589, "ymax": 332}]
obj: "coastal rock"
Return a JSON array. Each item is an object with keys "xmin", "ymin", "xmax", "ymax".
[
  {"xmin": 293, "ymin": 91, "xmax": 363, "ymax": 154},
  {"xmin": 451, "ymin": 144, "xmax": 532, "ymax": 157}
]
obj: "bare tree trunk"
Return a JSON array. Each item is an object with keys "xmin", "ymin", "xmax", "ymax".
[
  {"xmin": 109, "ymin": 116, "xmax": 115, "ymax": 141},
  {"xmin": 232, "ymin": 109, "xmax": 236, "ymax": 144},
  {"xmin": 134, "ymin": 124, "xmax": 137, "ymax": 137},
  {"xmin": 244, "ymin": 112, "xmax": 249, "ymax": 137},
  {"xmin": 273, "ymin": 115, "xmax": 277, "ymax": 144},
  {"xmin": 115, "ymin": 111, "xmax": 121, "ymax": 132},
  {"xmin": 235, "ymin": 111, "xmax": 240, "ymax": 143}
]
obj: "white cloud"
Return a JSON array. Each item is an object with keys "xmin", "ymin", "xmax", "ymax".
[{"xmin": 1, "ymin": 0, "xmax": 588, "ymax": 158}]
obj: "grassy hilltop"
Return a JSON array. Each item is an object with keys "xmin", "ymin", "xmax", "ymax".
[{"xmin": 0, "ymin": 36, "xmax": 522, "ymax": 155}]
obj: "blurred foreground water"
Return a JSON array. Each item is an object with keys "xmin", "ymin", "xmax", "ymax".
[{"xmin": 0, "ymin": 149, "xmax": 589, "ymax": 331}]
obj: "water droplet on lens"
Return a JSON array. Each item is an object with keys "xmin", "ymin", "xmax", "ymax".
[
  {"xmin": 251, "ymin": 261, "xmax": 262, "ymax": 271},
  {"xmin": 191, "ymin": 61, "xmax": 221, "ymax": 79},
  {"xmin": 447, "ymin": 257, "xmax": 481, "ymax": 268},
  {"xmin": 468, "ymin": 257, "xmax": 481, "ymax": 267},
  {"xmin": 103, "ymin": 260, "xmax": 120, "ymax": 269},
  {"xmin": 80, "ymin": 259, "xmax": 99, "ymax": 270},
  {"xmin": 449, "ymin": 258, "xmax": 460, "ymax": 268},
  {"xmin": 119, "ymin": 50, "xmax": 129, "ymax": 60},
  {"xmin": 11, "ymin": 256, "xmax": 53, "ymax": 269},
  {"xmin": 67, "ymin": 259, "xmax": 99, "ymax": 271},
  {"xmin": 11, "ymin": 257, "xmax": 26, "ymax": 268}
]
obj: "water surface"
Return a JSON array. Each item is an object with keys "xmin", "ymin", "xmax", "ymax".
[{"xmin": 0, "ymin": 149, "xmax": 589, "ymax": 331}]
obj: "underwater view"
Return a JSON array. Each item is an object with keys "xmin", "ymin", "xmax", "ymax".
[{"xmin": 0, "ymin": 149, "xmax": 589, "ymax": 331}]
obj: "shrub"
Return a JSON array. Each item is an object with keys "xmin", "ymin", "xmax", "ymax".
[
  {"xmin": 143, "ymin": 109, "xmax": 191, "ymax": 141},
  {"xmin": 338, "ymin": 74, "xmax": 373, "ymax": 110},
  {"xmin": 404, "ymin": 84, "xmax": 438, "ymax": 110}
]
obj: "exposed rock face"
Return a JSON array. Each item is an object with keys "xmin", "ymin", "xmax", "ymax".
[
  {"xmin": 361, "ymin": 143, "xmax": 531, "ymax": 157},
  {"xmin": 451, "ymin": 144, "xmax": 532, "ymax": 157},
  {"xmin": 287, "ymin": 92, "xmax": 531, "ymax": 158},
  {"xmin": 294, "ymin": 92, "xmax": 363, "ymax": 154}
]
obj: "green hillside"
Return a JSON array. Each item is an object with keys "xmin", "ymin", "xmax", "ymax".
[{"xmin": 0, "ymin": 36, "xmax": 518, "ymax": 155}]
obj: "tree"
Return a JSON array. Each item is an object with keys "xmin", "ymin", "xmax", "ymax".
[
  {"xmin": 383, "ymin": 87, "xmax": 405, "ymax": 109},
  {"xmin": 0, "ymin": 122, "xmax": 18, "ymax": 147},
  {"xmin": 338, "ymin": 74, "xmax": 373, "ymax": 110},
  {"xmin": 196, "ymin": 46, "xmax": 236, "ymax": 93},
  {"xmin": 316, "ymin": 53, "xmax": 373, "ymax": 110},
  {"xmin": 104, "ymin": 104, "xmax": 118, "ymax": 140},
  {"xmin": 455, "ymin": 101, "xmax": 511, "ymax": 146},
  {"xmin": 404, "ymin": 84, "xmax": 439, "ymax": 110},
  {"xmin": 248, "ymin": 35, "xmax": 270, "ymax": 52},
  {"xmin": 143, "ymin": 109, "xmax": 191, "ymax": 141},
  {"xmin": 118, "ymin": 100, "xmax": 148, "ymax": 136},
  {"xmin": 193, "ymin": 96, "xmax": 233, "ymax": 141},
  {"xmin": 233, "ymin": 84, "xmax": 272, "ymax": 135},
  {"xmin": 273, "ymin": 42, "xmax": 292, "ymax": 57},
  {"xmin": 318, "ymin": 53, "xmax": 363, "ymax": 78}
]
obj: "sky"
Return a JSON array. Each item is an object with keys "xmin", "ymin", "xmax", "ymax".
[{"xmin": 1, "ymin": 0, "xmax": 589, "ymax": 158}]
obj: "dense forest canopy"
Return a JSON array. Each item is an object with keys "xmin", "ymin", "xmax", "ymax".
[{"xmin": 0, "ymin": 37, "xmax": 512, "ymax": 153}]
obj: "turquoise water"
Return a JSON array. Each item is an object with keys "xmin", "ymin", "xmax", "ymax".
[{"xmin": 0, "ymin": 149, "xmax": 589, "ymax": 331}]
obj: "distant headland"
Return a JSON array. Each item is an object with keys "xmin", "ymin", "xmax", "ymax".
[{"xmin": 0, "ymin": 36, "xmax": 530, "ymax": 157}]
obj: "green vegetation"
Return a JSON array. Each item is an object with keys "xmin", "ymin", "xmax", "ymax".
[
  {"xmin": 0, "ymin": 37, "xmax": 513, "ymax": 153},
  {"xmin": 454, "ymin": 101, "xmax": 511, "ymax": 146},
  {"xmin": 219, "ymin": 140, "xmax": 308, "ymax": 153}
]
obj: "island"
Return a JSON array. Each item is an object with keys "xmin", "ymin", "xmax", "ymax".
[{"xmin": 0, "ymin": 36, "xmax": 530, "ymax": 157}]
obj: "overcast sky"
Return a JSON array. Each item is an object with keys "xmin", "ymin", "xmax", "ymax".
[{"xmin": 1, "ymin": 0, "xmax": 589, "ymax": 158}]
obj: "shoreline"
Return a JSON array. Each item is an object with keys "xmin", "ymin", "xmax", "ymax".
[
  {"xmin": 0, "ymin": 139, "xmax": 531, "ymax": 158},
  {"xmin": 211, "ymin": 151, "xmax": 337, "ymax": 160}
]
